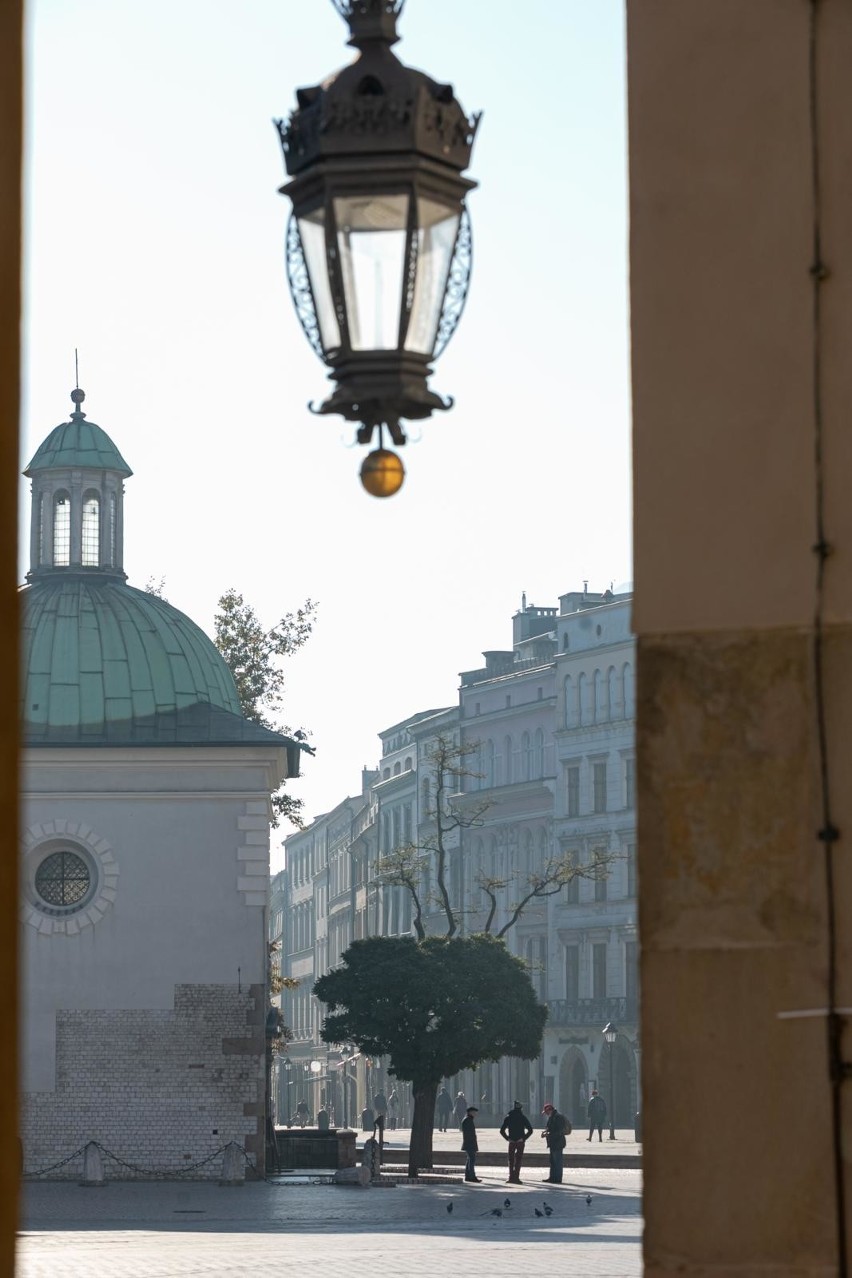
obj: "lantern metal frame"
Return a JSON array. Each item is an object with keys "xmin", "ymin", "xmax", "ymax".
[{"xmin": 276, "ymin": 0, "xmax": 480, "ymax": 448}]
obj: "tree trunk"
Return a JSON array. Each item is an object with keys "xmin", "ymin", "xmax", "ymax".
[{"xmin": 408, "ymin": 1080, "xmax": 439, "ymax": 1178}]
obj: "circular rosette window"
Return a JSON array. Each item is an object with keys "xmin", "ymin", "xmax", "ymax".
[{"xmin": 21, "ymin": 823, "xmax": 119, "ymax": 934}]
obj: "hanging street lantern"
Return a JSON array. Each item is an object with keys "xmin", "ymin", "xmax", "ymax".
[{"xmin": 275, "ymin": 0, "xmax": 480, "ymax": 496}]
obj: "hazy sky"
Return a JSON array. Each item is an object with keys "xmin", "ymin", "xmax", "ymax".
[{"xmin": 23, "ymin": 1, "xmax": 631, "ymax": 867}]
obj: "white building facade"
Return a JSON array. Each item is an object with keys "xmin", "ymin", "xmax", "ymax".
[{"xmin": 277, "ymin": 590, "xmax": 637, "ymax": 1130}]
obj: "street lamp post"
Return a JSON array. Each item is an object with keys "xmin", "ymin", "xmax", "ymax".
[
  {"xmin": 603, "ymin": 1022, "xmax": 618, "ymax": 1140},
  {"xmin": 276, "ymin": 0, "xmax": 480, "ymax": 496},
  {"xmin": 282, "ymin": 1056, "xmax": 292, "ymax": 1126},
  {"xmin": 310, "ymin": 1058, "xmax": 322, "ymax": 1121}
]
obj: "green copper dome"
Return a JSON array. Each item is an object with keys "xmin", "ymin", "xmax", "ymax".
[
  {"xmin": 25, "ymin": 407, "xmax": 132, "ymax": 477},
  {"xmin": 20, "ymin": 577, "xmax": 291, "ymax": 747}
]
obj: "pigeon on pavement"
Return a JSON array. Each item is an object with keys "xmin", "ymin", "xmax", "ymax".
[
  {"xmin": 503, "ymin": 1197, "xmax": 511, "ymax": 1209},
  {"xmin": 534, "ymin": 1208, "xmax": 544, "ymax": 1218},
  {"xmin": 446, "ymin": 1202, "xmax": 453, "ymax": 1214},
  {"xmin": 586, "ymin": 1194, "xmax": 593, "ymax": 1205},
  {"xmin": 542, "ymin": 1203, "xmax": 553, "ymax": 1216}
]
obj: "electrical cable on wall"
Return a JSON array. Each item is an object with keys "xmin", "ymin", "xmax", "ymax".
[{"xmin": 807, "ymin": 2, "xmax": 848, "ymax": 1273}]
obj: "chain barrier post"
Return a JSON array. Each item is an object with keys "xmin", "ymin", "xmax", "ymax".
[{"xmin": 79, "ymin": 1141, "xmax": 105, "ymax": 1188}]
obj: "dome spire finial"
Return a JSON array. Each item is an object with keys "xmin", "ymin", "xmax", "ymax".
[{"xmin": 71, "ymin": 349, "xmax": 86, "ymax": 417}]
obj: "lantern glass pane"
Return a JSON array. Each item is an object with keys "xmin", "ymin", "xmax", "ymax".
[
  {"xmin": 297, "ymin": 209, "xmax": 341, "ymax": 351},
  {"xmin": 334, "ymin": 194, "xmax": 408, "ymax": 350},
  {"xmin": 405, "ymin": 198, "xmax": 460, "ymax": 355}
]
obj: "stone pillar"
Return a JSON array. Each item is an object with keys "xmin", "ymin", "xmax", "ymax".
[
  {"xmin": 629, "ymin": 1, "xmax": 852, "ymax": 1272},
  {"xmin": 0, "ymin": 2, "xmax": 21, "ymax": 1270}
]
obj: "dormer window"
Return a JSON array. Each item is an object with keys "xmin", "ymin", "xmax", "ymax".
[
  {"xmin": 82, "ymin": 493, "xmax": 100, "ymax": 567},
  {"xmin": 53, "ymin": 493, "xmax": 70, "ymax": 567}
]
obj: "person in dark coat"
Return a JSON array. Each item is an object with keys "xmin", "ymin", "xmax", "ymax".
[
  {"xmin": 436, "ymin": 1086, "xmax": 453, "ymax": 1132},
  {"xmin": 499, "ymin": 1100, "xmax": 534, "ymax": 1183},
  {"xmin": 453, "ymin": 1091, "xmax": 468, "ymax": 1131},
  {"xmin": 588, "ymin": 1089, "xmax": 607, "ymax": 1142},
  {"xmin": 461, "ymin": 1105, "xmax": 481, "ymax": 1182},
  {"xmin": 540, "ymin": 1101, "xmax": 570, "ymax": 1183}
]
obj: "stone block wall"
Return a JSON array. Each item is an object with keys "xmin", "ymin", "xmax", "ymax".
[{"xmin": 21, "ymin": 983, "xmax": 266, "ymax": 1179}]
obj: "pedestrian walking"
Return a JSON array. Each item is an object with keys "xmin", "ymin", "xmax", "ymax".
[
  {"xmin": 461, "ymin": 1105, "xmax": 481, "ymax": 1182},
  {"xmin": 499, "ymin": 1099, "xmax": 533, "ymax": 1184},
  {"xmin": 540, "ymin": 1101, "xmax": 570, "ymax": 1183},
  {"xmin": 436, "ymin": 1086, "xmax": 453, "ymax": 1132},
  {"xmin": 295, "ymin": 1098, "xmax": 310, "ymax": 1128},
  {"xmin": 387, "ymin": 1088, "xmax": 399, "ymax": 1131},
  {"xmin": 453, "ymin": 1091, "xmax": 468, "ymax": 1131},
  {"xmin": 588, "ymin": 1089, "xmax": 607, "ymax": 1142},
  {"xmin": 373, "ymin": 1089, "xmax": 387, "ymax": 1135}
]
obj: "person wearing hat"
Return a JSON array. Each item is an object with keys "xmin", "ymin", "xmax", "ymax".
[
  {"xmin": 499, "ymin": 1099, "xmax": 534, "ymax": 1184},
  {"xmin": 461, "ymin": 1105, "xmax": 481, "ymax": 1183},
  {"xmin": 540, "ymin": 1101, "xmax": 571, "ymax": 1183}
]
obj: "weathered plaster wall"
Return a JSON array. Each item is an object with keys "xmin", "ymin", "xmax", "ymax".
[{"xmin": 629, "ymin": 1, "xmax": 852, "ymax": 1272}]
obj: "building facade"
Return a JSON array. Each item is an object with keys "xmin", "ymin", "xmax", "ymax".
[{"xmin": 275, "ymin": 588, "xmax": 636, "ymax": 1130}]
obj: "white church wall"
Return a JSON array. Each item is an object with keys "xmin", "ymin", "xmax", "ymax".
[{"xmin": 20, "ymin": 747, "xmax": 280, "ymax": 1178}]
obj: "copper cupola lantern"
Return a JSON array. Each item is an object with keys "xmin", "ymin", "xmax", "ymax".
[{"xmin": 275, "ymin": 0, "xmax": 480, "ymax": 496}]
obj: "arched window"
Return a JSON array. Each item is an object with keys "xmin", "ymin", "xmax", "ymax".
[
  {"xmin": 53, "ymin": 492, "xmax": 70, "ymax": 566},
  {"xmin": 504, "ymin": 735, "xmax": 513, "ymax": 785},
  {"xmin": 82, "ymin": 492, "xmax": 100, "ymax": 566},
  {"xmin": 533, "ymin": 728, "xmax": 545, "ymax": 778},
  {"xmin": 393, "ymin": 761, "xmax": 401, "ymax": 776},
  {"xmin": 594, "ymin": 669, "xmax": 608, "ymax": 723},
  {"xmin": 564, "ymin": 676, "xmax": 578, "ymax": 728},
  {"xmin": 578, "ymin": 672, "xmax": 591, "ymax": 725},
  {"xmin": 404, "ymin": 756, "xmax": 412, "ymax": 771},
  {"xmin": 520, "ymin": 732, "xmax": 531, "ymax": 782},
  {"xmin": 623, "ymin": 662, "xmax": 635, "ymax": 718},
  {"xmin": 608, "ymin": 666, "xmax": 621, "ymax": 719},
  {"xmin": 421, "ymin": 776, "xmax": 431, "ymax": 816},
  {"xmin": 484, "ymin": 740, "xmax": 495, "ymax": 788}
]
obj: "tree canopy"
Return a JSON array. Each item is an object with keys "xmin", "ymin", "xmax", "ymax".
[
  {"xmin": 214, "ymin": 588, "xmax": 317, "ymax": 827},
  {"xmin": 314, "ymin": 933, "xmax": 547, "ymax": 1093}
]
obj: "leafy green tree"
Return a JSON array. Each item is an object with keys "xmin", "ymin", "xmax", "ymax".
[
  {"xmin": 314, "ymin": 933, "xmax": 547, "ymax": 1176},
  {"xmin": 214, "ymin": 588, "xmax": 317, "ymax": 828}
]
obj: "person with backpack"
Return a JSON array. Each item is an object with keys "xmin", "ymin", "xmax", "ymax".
[
  {"xmin": 540, "ymin": 1101, "xmax": 571, "ymax": 1183},
  {"xmin": 499, "ymin": 1099, "xmax": 534, "ymax": 1183}
]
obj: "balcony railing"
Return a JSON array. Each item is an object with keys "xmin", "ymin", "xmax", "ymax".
[{"xmin": 546, "ymin": 996, "xmax": 638, "ymax": 1027}]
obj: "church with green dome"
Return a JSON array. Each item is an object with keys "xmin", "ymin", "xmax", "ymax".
[{"xmin": 20, "ymin": 389, "xmax": 302, "ymax": 1179}]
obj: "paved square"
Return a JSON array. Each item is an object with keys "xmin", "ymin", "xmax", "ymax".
[{"xmin": 18, "ymin": 1168, "xmax": 642, "ymax": 1277}]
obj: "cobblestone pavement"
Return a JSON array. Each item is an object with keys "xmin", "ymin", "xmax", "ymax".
[{"xmin": 18, "ymin": 1168, "xmax": 642, "ymax": 1277}]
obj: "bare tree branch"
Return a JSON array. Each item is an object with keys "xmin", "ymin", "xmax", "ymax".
[
  {"xmin": 375, "ymin": 847, "xmax": 428, "ymax": 941},
  {"xmin": 495, "ymin": 851, "xmax": 621, "ymax": 938}
]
